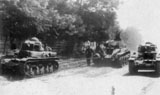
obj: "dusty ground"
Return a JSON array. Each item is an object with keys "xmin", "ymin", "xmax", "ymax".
[{"xmin": 0, "ymin": 58, "xmax": 160, "ymax": 95}]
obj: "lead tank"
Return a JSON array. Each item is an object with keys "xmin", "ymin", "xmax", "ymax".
[{"xmin": 0, "ymin": 37, "xmax": 59, "ymax": 77}]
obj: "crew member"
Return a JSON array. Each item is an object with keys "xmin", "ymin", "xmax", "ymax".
[{"xmin": 85, "ymin": 46, "xmax": 94, "ymax": 66}]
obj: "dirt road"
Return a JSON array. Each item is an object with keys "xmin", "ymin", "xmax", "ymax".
[{"xmin": 0, "ymin": 58, "xmax": 160, "ymax": 95}]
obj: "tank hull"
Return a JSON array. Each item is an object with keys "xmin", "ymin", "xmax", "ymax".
[
  {"xmin": 93, "ymin": 52, "xmax": 130, "ymax": 67},
  {"xmin": 1, "ymin": 57, "xmax": 59, "ymax": 77}
]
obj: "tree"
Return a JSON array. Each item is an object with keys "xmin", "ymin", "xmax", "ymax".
[
  {"xmin": 0, "ymin": 0, "xmax": 121, "ymax": 55},
  {"xmin": 72, "ymin": 0, "xmax": 119, "ymax": 42},
  {"xmin": 1, "ymin": 0, "xmax": 38, "ymax": 52}
]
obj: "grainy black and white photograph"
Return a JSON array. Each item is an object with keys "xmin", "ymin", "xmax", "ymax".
[{"xmin": 0, "ymin": 0, "xmax": 160, "ymax": 95}]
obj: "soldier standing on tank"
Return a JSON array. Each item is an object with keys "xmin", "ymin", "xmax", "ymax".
[{"xmin": 85, "ymin": 46, "xmax": 94, "ymax": 66}]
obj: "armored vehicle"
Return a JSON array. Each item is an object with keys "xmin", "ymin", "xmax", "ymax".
[
  {"xmin": 129, "ymin": 42, "xmax": 160, "ymax": 75},
  {"xmin": 93, "ymin": 40, "xmax": 130, "ymax": 67},
  {"xmin": 0, "ymin": 37, "xmax": 59, "ymax": 77}
]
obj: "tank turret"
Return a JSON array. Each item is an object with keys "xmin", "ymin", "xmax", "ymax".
[{"xmin": 18, "ymin": 37, "xmax": 56, "ymax": 58}]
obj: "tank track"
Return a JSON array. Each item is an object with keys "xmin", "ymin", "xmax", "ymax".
[
  {"xmin": 23, "ymin": 58, "xmax": 59, "ymax": 78},
  {"xmin": 114, "ymin": 53, "xmax": 130, "ymax": 67},
  {"xmin": 1, "ymin": 58, "xmax": 59, "ymax": 78}
]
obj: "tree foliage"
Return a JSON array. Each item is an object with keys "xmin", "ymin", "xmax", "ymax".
[{"xmin": 0, "ymin": 0, "xmax": 121, "ymax": 51}]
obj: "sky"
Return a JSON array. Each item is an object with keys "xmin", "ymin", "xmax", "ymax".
[{"xmin": 117, "ymin": 0, "xmax": 160, "ymax": 48}]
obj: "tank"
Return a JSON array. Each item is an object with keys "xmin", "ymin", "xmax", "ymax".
[
  {"xmin": 0, "ymin": 37, "xmax": 59, "ymax": 77},
  {"xmin": 93, "ymin": 40, "xmax": 130, "ymax": 67},
  {"xmin": 128, "ymin": 42, "xmax": 160, "ymax": 76}
]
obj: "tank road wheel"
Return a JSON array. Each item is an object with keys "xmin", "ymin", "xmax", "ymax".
[
  {"xmin": 36, "ymin": 66, "xmax": 40, "ymax": 75},
  {"xmin": 24, "ymin": 63, "xmax": 37, "ymax": 77},
  {"xmin": 29, "ymin": 66, "xmax": 36, "ymax": 77},
  {"xmin": 39, "ymin": 65, "xmax": 45, "ymax": 75},
  {"xmin": 51, "ymin": 64, "xmax": 55, "ymax": 72},
  {"xmin": 33, "ymin": 66, "xmax": 37, "ymax": 76},
  {"xmin": 129, "ymin": 61, "xmax": 137, "ymax": 74},
  {"xmin": 41, "ymin": 66, "xmax": 45, "ymax": 74},
  {"xmin": 49, "ymin": 64, "xmax": 54, "ymax": 73},
  {"xmin": 53, "ymin": 61, "xmax": 59, "ymax": 71},
  {"xmin": 45, "ymin": 65, "xmax": 50, "ymax": 73},
  {"xmin": 24, "ymin": 64, "xmax": 31, "ymax": 77},
  {"xmin": 155, "ymin": 62, "xmax": 160, "ymax": 77}
]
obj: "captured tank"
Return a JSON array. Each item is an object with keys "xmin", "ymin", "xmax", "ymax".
[
  {"xmin": 93, "ymin": 40, "xmax": 130, "ymax": 67},
  {"xmin": 128, "ymin": 42, "xmax": 160, "ymax": 76},
  {"xmin": 0, "ymin": 37, "xmax": 59, "ymax": 77}
]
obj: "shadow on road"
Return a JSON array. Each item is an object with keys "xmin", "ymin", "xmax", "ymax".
[
  {"xmin": 123, "ymin": 72, "xmax": 159, "ymax": 78},
  {"xmin": 91, "ymin": 62, "xmax": 123, "ymax": 69},
  {"xmin": 91, "ymin": 58, "xmax": 125, "ymax": 68},
  {"xmin": 1, "ymin": 74, "xmax": 25, "ymax": 81}
]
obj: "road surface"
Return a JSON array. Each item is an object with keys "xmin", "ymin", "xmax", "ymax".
[{"xmin": 0, "ymin": 58, "xmax": 160, "ymax": 95}]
